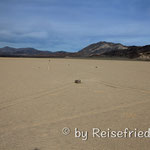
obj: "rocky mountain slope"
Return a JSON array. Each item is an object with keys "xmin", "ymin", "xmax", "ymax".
[
  {"xmin": 77, "ymin": 41, "xmax": 150, "ymax": 60},
  {"xmin": 100, "ymin": 45, "xmax": 150, "ymax": 59},
  {"xmin": 77, "ymin": 41, "xmax": 128, "ymax": 57}
]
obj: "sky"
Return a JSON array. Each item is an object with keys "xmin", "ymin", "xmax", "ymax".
[{"xmin": 0, "ymin": 0, "xmax": 150, "ymax": 52}]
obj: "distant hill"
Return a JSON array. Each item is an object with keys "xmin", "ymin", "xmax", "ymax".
[
  {"xmin": 0, "ymin": 46, "xmax": 49, "ymax": 56},
  {"xmin": 77, "ymin": 41, "xmax": 128, "ymax": 57},
  {"xmin": 0, "ymin": 42, "xmax": 150, "ymax": 60},
  {"xmin": 77, "ymin": 41, "xmax": 150, "ymax": 60},
  {"xmin": 0, "ymin": 46, "xmax": 75, "ymax": 58}
]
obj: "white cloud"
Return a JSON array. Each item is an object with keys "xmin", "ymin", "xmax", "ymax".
[{"xmin": 21, "ymin": 31, "xmax": 48, "ymax": 39}]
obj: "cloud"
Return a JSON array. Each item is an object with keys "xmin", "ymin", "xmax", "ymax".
[
  {"xmin": 21, "ymin": 31, "xmax": 48, "ymax": 39},
  {"xmin": 0, "ymin": 0, "xmax": 150, "ymax": 51}
]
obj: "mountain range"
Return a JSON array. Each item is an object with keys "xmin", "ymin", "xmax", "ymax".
[{"xmin": 0, "ymin": 41, "xmax": 150, "ymax": 60}]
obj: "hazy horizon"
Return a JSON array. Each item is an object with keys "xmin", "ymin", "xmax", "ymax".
[{"xmin": 0, "ymin": 40, "xmax": 149, "ymax": 52}]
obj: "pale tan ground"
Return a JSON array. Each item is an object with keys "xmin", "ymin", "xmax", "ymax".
[{"xmin": 0, "ymin": 58, "xmax": 150, "ymax": 150}]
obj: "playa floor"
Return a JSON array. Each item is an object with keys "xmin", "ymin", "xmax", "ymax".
[{"xmin": 0, "ymin": 58, "xmax": 150, "ymax": 150}]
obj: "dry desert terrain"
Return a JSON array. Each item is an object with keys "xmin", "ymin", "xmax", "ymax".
[{"xmin": 0, "ymin": 58, "xmax": 150, "ymax": 150}]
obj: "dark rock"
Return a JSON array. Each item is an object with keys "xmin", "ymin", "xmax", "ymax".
[{"xmin": 74, "ymin": 80, "xmax": 81, "ymax": 84}]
